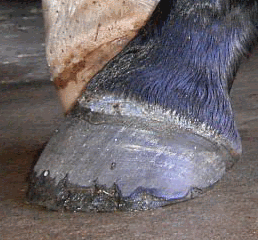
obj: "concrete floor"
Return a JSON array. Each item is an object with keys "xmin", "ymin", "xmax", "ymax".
[{"xmin": 1, "ymin": 1, "xmax": 258, "ymax": 239}]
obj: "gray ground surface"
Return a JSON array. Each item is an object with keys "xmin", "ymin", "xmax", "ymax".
[{"xmin": 1, "ymin": 1, "xmax": 258, "ymax": 239}]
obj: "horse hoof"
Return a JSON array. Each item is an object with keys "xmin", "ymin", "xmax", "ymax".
[{"xmin": 27, "ymin": 95, "xmax": 239, "ymax": 212}]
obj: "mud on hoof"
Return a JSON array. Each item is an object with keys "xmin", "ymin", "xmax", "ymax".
[
  {"xmin": 27, "ymin": 171, "xmax": 194, "ymax": 212},
  {"xmin": 28, "ymin": 170, "xmax": 204, "ymax": 212},
  {"xmin": 27, "ymin": 0, "xmax": 256, "ymax": 212},
  {"xmin": 27, "ymin": 97, "xmax": 238, "ymax": 212}
]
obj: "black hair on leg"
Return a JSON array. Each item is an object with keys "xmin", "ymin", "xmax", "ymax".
[{"xmin": 86, "ymin": 0, "xmax": 257, "ymax": 147}]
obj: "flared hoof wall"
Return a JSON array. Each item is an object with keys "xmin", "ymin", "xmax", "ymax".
[
  {"xmin": 28, "ymin": 109, "xmax": 238, "ymax": 212},
  {"xmin": 29, "ymin": 0, "xmax": 253, "ymax": 212}
]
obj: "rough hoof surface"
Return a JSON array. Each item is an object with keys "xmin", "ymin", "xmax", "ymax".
[
  {"xmin": 27, "ymin": 102, "xmax": 238, "ymax": 212},
  {"xmin": 28, "ymin": 171, "xmax": 201, "ymax": 212}
]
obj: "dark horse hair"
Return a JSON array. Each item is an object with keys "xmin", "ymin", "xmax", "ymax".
[{"xmin": 86, "ymin": 0, "xmax": 257, "ymax": 145}]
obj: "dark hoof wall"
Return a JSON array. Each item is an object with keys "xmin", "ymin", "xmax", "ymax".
[{"xmin": 27, "ymin": 108, "xmax": 238, "ymax": 212}]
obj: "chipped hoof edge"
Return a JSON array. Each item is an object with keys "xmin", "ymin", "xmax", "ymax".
[{"xmin": 27, "ymin": 170, "xmax": 206, "ymax": 212}]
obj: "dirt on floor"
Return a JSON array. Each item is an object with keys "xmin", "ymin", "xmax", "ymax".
[{"xmin": 1, "ymin": 1, "xmax": 258, "ymax": 239}]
